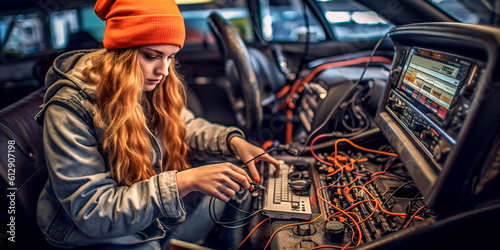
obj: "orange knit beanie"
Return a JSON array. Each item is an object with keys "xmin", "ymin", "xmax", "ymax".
[{"xmin": 94, "ymin": 0, "xmax": 185, "ymax": 49}]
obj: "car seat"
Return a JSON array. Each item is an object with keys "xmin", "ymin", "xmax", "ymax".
[{"xmin": 0, "ymin": 87, "xmax": 54, "ymax": 249}]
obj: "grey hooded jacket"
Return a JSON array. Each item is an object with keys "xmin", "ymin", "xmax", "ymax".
[{"xmin": 34, "ymin": 49, "xmax": 244, "ymax": 248}]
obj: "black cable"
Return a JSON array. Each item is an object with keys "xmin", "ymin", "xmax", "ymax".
[
  {"xmin": 341, "ymin": 106, "xmax": 355, "ymax": 131},
  {"xmin": 330, "ymin": 167, "xmax": 344, "ymax": 186},
  {"xmin": 297, "ymin": 31, "xmax": 391, "ymax": 157},
  {"xmin": 342, "ymin": 222, "xmax": 357, "ymax": 245},
  {"xmin": 381, "ymin": 180, "xmax": 415, "ymax": 208},
  {"xmin": 208, "ymin": 196, "xmax": 262, "ymax": 229},
  {"xmin": 329, "ymin": 82, "xmax": 372, "ymax": 138},
  {"xmin": 226, "ymin": 198, "xmax": 254, "ymax": 214},
  {"xmin": 207, "ymin": 146, "xmax": 289, "ymax": 229},
  {"xmin": 350, "ymin": 89, "xmax": 370, "ymax": 130},
  {"xmin": 398, "ymin": 194, "xmax": 425, "ymax": 230},
  {"xmin": 242, "ymin": 144, "xmax": 300, "ymax": 168},
  {"xmin": 377, "ymin": 144, "xmax": 394, "ymax": 153},
  {"xmin": 242, "ymin": 147, "xmax": 278, "ymax": 167},
  {"xmin": 363, "ymin": 145, "xmax": 398, "ymax": 166},
  {"xmin": 340, "ymin": 88, "xmax": 369, "ymax": 133}
]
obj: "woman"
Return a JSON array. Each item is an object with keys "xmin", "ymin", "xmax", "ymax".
[{"xmin": 35, "ymin": 0, "xmax": 279, "ymax": 248}]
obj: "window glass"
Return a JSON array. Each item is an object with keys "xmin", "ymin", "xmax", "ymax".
[
  {"xmin": 50, "ymin": 10, "xmax": 79, "ymax": 49},
  {"xmin": 427, "ymin": 0, "xmax": 479, "ymax": 24},
  {"xmin": 37, "ymin": 1, "xmax": 253, "ymax": 51},
  {"xmin": 0, "ymin": 16, "xmax": 10, "ymax": 45},
  {"xmin": 177, "ymin": 0, "xmax": 252, "ymax": 48},
  {"xmin": 316, "ymin": 0, "xmax": 394, "ymax": 42},
  {"xmin": 1, "ymin": 14, "xmax": 46, "ymax": 55},
  {"xmin": 79, "ymin": 6, "xmax": 105, "ymax": 43},
  {"xmin": 259, "ymin": 0, "xmax": 326, "ymax": 42}
]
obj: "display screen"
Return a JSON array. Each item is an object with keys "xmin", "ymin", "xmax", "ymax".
[{"xmin": 397, "ymin": 48, "xmax": 472, "ymax": 121}]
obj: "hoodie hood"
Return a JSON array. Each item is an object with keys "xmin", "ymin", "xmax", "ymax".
[
  {"xmin": 35, "ymin": 49, "xmax": 105, "ymax": 125},
  {"xmin": 42, "ymin": 49, "xmax": 104, "ymax": 104}
]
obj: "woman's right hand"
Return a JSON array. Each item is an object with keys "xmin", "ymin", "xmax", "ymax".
[{"xmin": 176, "ymin": 163, "xmax": 253, "ymax": 202}]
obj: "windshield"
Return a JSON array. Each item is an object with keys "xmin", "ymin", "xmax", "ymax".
[
  {"xmin": 428, "ymin": 0, "xmax": 499, "ymax": 25},
  {"xmin": 177, "ymin": 0, "xmax": 253, "ymax": 48}
]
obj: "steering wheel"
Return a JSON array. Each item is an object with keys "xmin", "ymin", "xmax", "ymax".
[{"xmin": 207, "ymin": 11, "xmax": 262, "ymax": 132}]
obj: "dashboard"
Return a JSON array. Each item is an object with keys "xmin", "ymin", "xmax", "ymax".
[
  {"xmin": 377, "ymin": 22, "xmax": 500, "ymax": 216},
  {"xmin": 268, "ymin": 22, "xmax": 500, "ymax": 249},
  {"xmin": 300, "ymin": 22, "xmax": 500, "ymax": 217}
]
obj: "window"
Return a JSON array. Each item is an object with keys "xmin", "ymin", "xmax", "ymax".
[
  {"xmin": 79, "ymin": 6, "xmax": 105, "ymax": 44},
  {"xmin": 0, "ymin": 6, "xmax": 102, "ymax": 56},
  {"xmin": 17, "ymin": 1, "xmax": 254, "ymax": 52},
  {"xmin": 259, "ymin": 0, "xmax": 393, "ymax": 43},
  {"xmin": 178, "ymin": 0, "xmax": 253, "ymax": 48},
  {"xmin": 0, "ymin": 14, "xmax": 46, "ymax": 55},
  {"xmin": 428, "ymin": 0, "xmax": 479, "ymax": 24},
  {"xmin": 50, "ymin": 10, "xmax": 79, "ymax": 50},
  {"xmin": 316, "ymin": 0, "xmax": 394, "ymax": 42},
  {"xmin": 259, "ymin": 0, "xmax": 326, "ymax": 42}
]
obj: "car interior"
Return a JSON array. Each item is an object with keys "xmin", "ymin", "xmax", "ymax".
[{"xmin": 1, "ymin": 0, "xmax": 499, "ymax": 249}]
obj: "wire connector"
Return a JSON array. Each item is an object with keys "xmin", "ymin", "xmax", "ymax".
[{"xmin": 278, "ymin": 144, "xmax": 300, "ymax": 156}]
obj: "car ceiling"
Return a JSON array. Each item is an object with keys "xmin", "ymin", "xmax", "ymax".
[
  {"xmin": 0, "ymin": 0, "xmax": 95, "ymax": 12},
  {"xmin": 1, "ymin": 0, "xmax": 498, "ymax": 26}
]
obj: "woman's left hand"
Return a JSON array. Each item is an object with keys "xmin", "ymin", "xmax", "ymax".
[{"xmin": 229, "ymin": 137, "xmax": 280, "ymax": 182}]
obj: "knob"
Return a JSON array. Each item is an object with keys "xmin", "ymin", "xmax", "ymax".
[
  {"xmin": 296, "ymin": 224, "xmax": 312, "ymax": 236},
  {"xmin": 325, "ymin": 221, "xmax": 345, "ymax": 243},
  {"xmin": 299, "ymin": 238, "xmax": 315, "ymax": 249}
]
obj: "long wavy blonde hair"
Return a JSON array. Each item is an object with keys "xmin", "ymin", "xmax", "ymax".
[{"xmin": 83, "ymin": 48, "xmax": 189, "ymax": 186}]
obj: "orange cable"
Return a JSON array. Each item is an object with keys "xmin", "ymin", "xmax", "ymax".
[
  {"xmin": 275, "ymin": 84, "xmax": 291, "ymax": 99},
  {"xmin": 316, "ymin": 186, "xmax": 364, "ymax": 246},
  {"xmin": 264, "ymin": 212, "xmax": 327, "ymax": 250},
  {"xmin": 262, "ymin": 140, "xmax": 274, "ymax": 150},
  {"xmin": 237, "ymin": 217, "xmax": 270, "ymax": 249},
  {"xmin": 310, "ymin": 134, "xmax": 335, "ymax": 166},
  {"xmin": 362, "ymin": 158, "xmax": 397, "ymax": 187},
  {"xmin": 278, "ymin": 56, "xmax": 393, "ymax": 111},
  {"xmin": 310, "ymin": 245, "xmax": 349, "ymax": 250},
  {"xmin": 333, "ymin": 138, "xmax": 398, "ymax": 158},
  {"xmin": 346, "ymin": 185, "xmax": 424, "ymax": 220},
  {"xmin": 285, "ymin": 109, "xmax": 294, "ymax": 144},
  {"xmin": 402, "ymin": 205, "xmax": 427, "ymax": 228},
  {"xmin": 325, "ymin": 165, "xmax": 345, "ymax": 177},
  {"xmin": 328, "ymin": 199, "xmax": 378, "ymax": 224}
]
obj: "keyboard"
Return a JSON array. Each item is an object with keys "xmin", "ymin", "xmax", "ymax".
[{"xmin": 261, "ymin": 160, "xmax": 312, "ymax": 220}]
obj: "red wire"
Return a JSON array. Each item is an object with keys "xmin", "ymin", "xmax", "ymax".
[
  {"xmin": 402, "ymin": 205, "xmax": 427, "ymax": 228},
  {"xmin": 237, "ymin": 217, "xmax": 270, "ymax": 249},
  {"xmin": 278, "ymin": 56, "xmax": 392, "ymax": 143},
  {"xmin": 278, "ymin": 56, "xmax": 393, "ymax": 111},
  {"xmin": 310, "ymin": 134, "xmax": 334, "ymax": 166}
]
